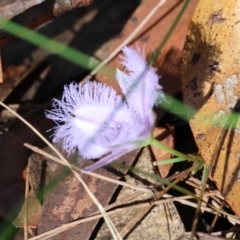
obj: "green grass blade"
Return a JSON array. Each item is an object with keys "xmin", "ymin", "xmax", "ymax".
[
  {"xmin": 153, "ymin": 157, "xmax": 187, "ymax": 166},
  {"xmin": 0, "ymin": 18, "xmax": 114, "ymax": 77}
]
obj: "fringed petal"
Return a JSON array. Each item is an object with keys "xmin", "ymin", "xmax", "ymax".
[
  {"xmin": 117, "ymin": 46, "xmax": 164, "ymax": 121},
  {"xmin": 83, "ymin": 148, "xmax": 132, "ymax": 172},
  {"xmin": 46, "ymin": 81, "xmax": 142, "ymax": 159},
  {"xmin": 46, "ymin": 81, "xmax": 125, "ymax": 158}
]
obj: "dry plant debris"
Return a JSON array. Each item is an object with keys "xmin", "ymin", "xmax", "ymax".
[
  {"xmin": 26, "ymin": 142, "xmax": 186, "ymax": 240},
  {"xmin": 29, "ymin": 146, "xmax": 139, "ymax": 240},
  {"xmin": 24, "ymin": 127, "xmax": 175, "ymax": 239},
  {"xmin": 182, "ymin": 0, "xmax": 240, "ymax": 218},
  {"xmin": 0, "ymin": 0, "xmax": 239, "ymax": 239},
  {"xmin": 95, "ymin": 147, "xmax": 186, "ymax": 240}
]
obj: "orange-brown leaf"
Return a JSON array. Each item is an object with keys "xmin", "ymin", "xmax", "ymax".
[
  {"xmin": 182, "ymin": 0, "xmax": 240, "ymax": 217},
  {"xmin": 150, "ymin": 127, "xmax": 174, "ymax": 178}
]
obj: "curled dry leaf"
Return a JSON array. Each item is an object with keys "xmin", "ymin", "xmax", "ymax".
[{"xmin": 181, "ymin": 0, "xmax": 240, "ymax": 217}]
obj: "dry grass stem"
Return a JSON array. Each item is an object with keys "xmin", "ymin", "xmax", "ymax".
[
  {"xmin": 24, "ymin": 159, "xmax": 30, "ymax": 240},
  {"xmin": 191, "ymin": 126, "xmax": 229, "ymax": 239},
  {"xmin": 0, "ymin": 51, "xmax": 3, "ymax": 83},
  {"xmin": 24, "ymin": 143, "xmax": 153, "ymax": 194},
  {"xmin": 194, "ymin": 232, "xmax": 229, "ymax": 240},
  {"xmin": 166, "ymin": 163, "xmax": 198, "ymax": 182},
  {"xmin": 120, "ymin": 163, "xmax": 198, "ymax": 237},
  {"xmin": 0, "ymin": 101, "xmax": 120, "ymax": 240},
  {"xmin": 28, "ymin": 191, "xmax": 240, "ymax": 240},
  {"xmin": 209, "ymin": 200, "xmax": 225, "ymax": 233},
  {"xmin": 20, "ymin": 143, "xmax": 240, "ymax": 238},
  {"xmin": 85, "ymin": 171, "xmax": 153, "ymax": 194},
  {"xmin": 211, "ymin": 227, "xmax": 240, "ymax": 236}
]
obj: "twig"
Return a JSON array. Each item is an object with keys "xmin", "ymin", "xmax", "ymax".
[
  {"xmin": 28, "ymin": 191, "xmax": 240, "ymax": 240},
  {"xmin": 193, "ymin": 232, "xmax": 230, "ymax": 240},
  {"xmin": 211, "ymin": 227, "xmax": 240, "ymax": 236},
  {"xmin": 24, "ymin": 143, "xmax": 153, "ymax": 194},
  {"xmin": 23, "ymin": 144, "xmax": 240, "ymax": 227},
  {"xmin": 120, "ymin": 163, "xmax": 193, "ymax": 238},
  {"xmin": 24, "ymin": 159, "xmax": 31, "ymax": 240},
  {"xmin": 25, "ymin": 144, "xmax": 235, "ymax": 239},
  {"xmin": 0, "ymin": 101, "xmax": 120, "ymax": 240},
  {"xmin": 209, "ymin": 200, "xmax": 225, "ymax": 233},
  {"xmin": 85, "ymin": 170, "xmax": 153, "ymax": 194}
]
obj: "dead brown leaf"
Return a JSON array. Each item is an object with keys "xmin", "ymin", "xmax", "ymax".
[
  {"xmin": 35, "ymin": 147, "xmax": 139, "ymax": 240},
  {"xmin": 150, "ymin": 127, "xmax": 174, "ymax": 178},
  {"xmin": 181, "ymin": 0, "xmax": 240, "ymax": 217}
]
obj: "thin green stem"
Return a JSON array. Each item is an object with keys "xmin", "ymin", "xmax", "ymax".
[
  {"xmin": 149, "ymin": 0, "xmax": 190, "ymax": 63},
  {"xmin": 131, "ymin": 165, "xmax": 197, "ymax": 198},
  {"xmin": 151, "ymin": 138, "xmax": 188, "ymax": 160},
  {"xmin": 0, "ymin": 18, "xmax": 114, "ymax": 77},
  {"xmin": 191, "ymin": 160, "xmax": 204, "ymax": 175},
  {"xmin": 153, "ymin": 157, "xmax": 186, "ymax": 166}
]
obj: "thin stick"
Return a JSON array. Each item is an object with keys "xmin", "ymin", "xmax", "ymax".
[
  {"xmin": 83, "ymin": 0, "xmax": 166, "ymax": 81},
  {"xmin": 211, "ymin": 227, "xmax": 240, "ymax": 236},
  {"xmin": 24, "ymin": 143, "xmax": 153, "ymax": 194},
  {"xmin": 73, "ymin": 169, "xmax": 121, "ymax": 239},
  {"xmin": 0, "ymin": 101, "xmax": 120, "ymax": 240},
  {"xmin": 194, "ymin": 232, "xmax": 230, "ymax": 240},
  {"xmin": 0, "ymin": 50, "xmax": 3, "ymax": 83},
  {"xmin": 191, "ymin": 161, "xmax": 219, "ymax": 238},
  {"xmin": 28, "ymin": 191, "xmax": 240, "ymax": 240},
  {"xmin": 24, "ymin": 159, "xmax": 30, "ymax": 240},
  {"xmin": 86, "ymin": 171, "xmax": 153, "ymax": 194},
  {"xmin": 23, "ymin": 144, "xmax": 235, "ymax": 226},
  {"xmin": 120, "ymin": 162, "xmax": 193, "ymax": 238},
  {"xmin": 208, "ymin": 200, "xmax": 225, "ymax": 233}
]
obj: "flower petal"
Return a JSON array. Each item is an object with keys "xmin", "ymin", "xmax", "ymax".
[
  {"xmin": 46, "ymin": 81, "xmax": 143, "ymax": 159},
  {"xmin": 83, "ymin": 148, "xmax": 132, "ymax": 172},
  {"xmin": 46, "ymin": 46, "xmax": 164, "ymax": 171},
  {"xmin": 117, "ymin": 46, "xmax": 164, "ymax": 120},
  {"xmin": 46, "ymin": 81, "xmax": 125, "ymax": 158}
]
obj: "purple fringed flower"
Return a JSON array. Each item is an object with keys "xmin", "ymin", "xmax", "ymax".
[{"xmin": 46, "ymin": 46, "xmax": 164, "ymax": 171}]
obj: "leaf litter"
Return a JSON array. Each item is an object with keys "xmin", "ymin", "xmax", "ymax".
[{"xmin": 0, "ymin": 0, "xmax": 239, "ymax": 239}]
